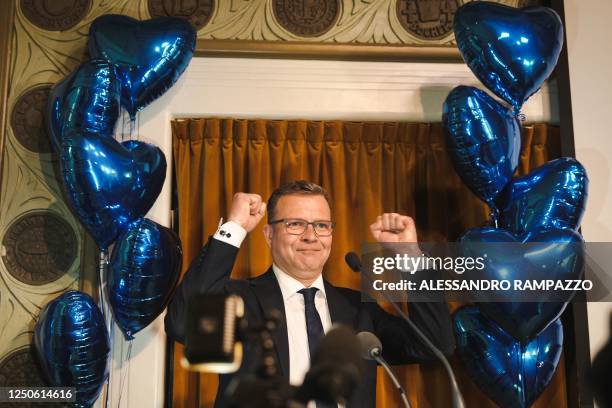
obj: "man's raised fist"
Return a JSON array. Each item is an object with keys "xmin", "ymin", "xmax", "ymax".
[{"xmin": 227, "ymin": 193, "xmax": 266, "ymax": 233}]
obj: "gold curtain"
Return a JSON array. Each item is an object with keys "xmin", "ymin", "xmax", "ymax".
[{"xmin": 170, "ymin": 118, "xmax": 566, "ymax": 408}]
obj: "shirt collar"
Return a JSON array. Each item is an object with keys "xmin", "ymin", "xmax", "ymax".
[{"xmin": 272, "ymin": 264, "xmax": 326, "ymax": 301}]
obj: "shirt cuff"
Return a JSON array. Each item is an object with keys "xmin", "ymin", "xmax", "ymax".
[{"xmin": 214, "ymin": 219, "xmax": 247, "ymax": 248}]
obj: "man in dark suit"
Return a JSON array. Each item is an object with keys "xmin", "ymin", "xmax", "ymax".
[{"xmin": 165, "ymin": 180, "xmax": 455, "ymax": 407}]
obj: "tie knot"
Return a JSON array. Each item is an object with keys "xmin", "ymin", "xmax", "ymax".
[{"xmin": 298, "ymin": 287, "xmax": 319, "ymax": 304}]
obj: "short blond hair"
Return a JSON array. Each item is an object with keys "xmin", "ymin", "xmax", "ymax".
[{"xmin": 267, "ymin": 180, "xmax": 331, "ymax": 221}]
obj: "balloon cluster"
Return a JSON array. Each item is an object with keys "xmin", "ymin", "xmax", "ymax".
[
  {"xmin": 443, "ymin": 3, "xmax": 588, "ymax": 407},
  {"xmin": 37, "ymin": 14, "xmax": 193, "ymax": 405}
]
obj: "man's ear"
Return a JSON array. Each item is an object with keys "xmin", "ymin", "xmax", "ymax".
[{"xmin": 263, "ymin": 224, "xmax": 272, "ymax": 248}]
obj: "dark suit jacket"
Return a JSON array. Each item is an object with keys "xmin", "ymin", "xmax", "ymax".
[{"xmin": 165, "ymin": 238, "xmax": 455, "ymax": 408}]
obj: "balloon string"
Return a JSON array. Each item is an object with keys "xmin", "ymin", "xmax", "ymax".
[
  {"xmin": 117, "ymin": 340, "xmax": 133, "ymax": 408},
  {"xmin": 98, "ymin": 250, "xmax": 111, "ymax": 408},
  {"xmin": 98, "ymin": 250, "xmax": 109, "ymax": 323},
  {"xmin": 106, "ymin": 319, "xmax": 115, "ymax": 408}
]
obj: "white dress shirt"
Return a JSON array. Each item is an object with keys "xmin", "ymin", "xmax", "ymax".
[{"xmin": 272, "ymin": 264, "xmax": 332, "ymax": 385}]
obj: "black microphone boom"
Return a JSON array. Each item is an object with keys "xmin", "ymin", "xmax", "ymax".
[
  {"xmin": 345, "ymin": 251, "xmax": 465, "ymax": 408},
  {"xmin": 357, "ymin": 332, "xmax": 410, "ymax": 408}
]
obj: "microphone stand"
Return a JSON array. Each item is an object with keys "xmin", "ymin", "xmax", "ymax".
[
  {"xmin": 371, "ymin": 349, "xmax": 410, "ymax": 408},
  {"xmin": 347, "ymin": 253, "xmax": 465, "ymax": 408}
]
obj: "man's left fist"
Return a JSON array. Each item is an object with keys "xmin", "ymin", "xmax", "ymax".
[{"xmin": 369, "ymin": 213, "xmax": 418, "ymax": 243}]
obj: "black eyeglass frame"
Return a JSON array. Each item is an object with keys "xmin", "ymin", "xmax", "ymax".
[{"xmin": 268, "ymin": 218, "xmax": 336, "ymax": 236}]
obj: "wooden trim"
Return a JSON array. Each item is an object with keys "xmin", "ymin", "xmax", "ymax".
[
  {"xmin": 550, "ymin": 0, "xmax": 593, "ymax": 407},
  {"xmin": 0, "ymin": 0, "xmax": 15, "ymax": 206},
  {"xmin": 196, "ymin": 39, "xmax": 463, "ymax": 63}
]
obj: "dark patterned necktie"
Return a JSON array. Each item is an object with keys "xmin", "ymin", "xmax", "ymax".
[
  {"xmin": 298, "ymin": 287, "xmax": 325, "ymax": 359},
  {"xmin": 299, "ymin": 287, "xmax": 334, "ymax": 407}
]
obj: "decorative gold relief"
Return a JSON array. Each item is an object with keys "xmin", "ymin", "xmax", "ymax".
[
  {"xmin": 396, "ymin": 0, "xmax": 460, "ymax": 40},
  {"xmin": 272, "ymin": 0, "xmax": 340, "ymax": 37},
  {"xmin": 2, "ymin": 211, "xmax": 77, "ymax": 286},
  {"xmin": 194, "ymin": 0, "xmax": 530, "ymax": 59},
  {"xmin": 20, "ymin": 0, "xmax": 93, "ymax": 32},
  {"xmin": 195, "ymin": 0, "xmax": 529, "ymax": 43},
  {"xmin": 0, "ymin": 348, "xmax": 49, "ymax": 387},
  {"xmin": 10, "ymin": 85, "xmax": 53, "ymax": 154},
  {"xmin": 148, "ymin": 0, "xmax": 215, "ymax": 30}
]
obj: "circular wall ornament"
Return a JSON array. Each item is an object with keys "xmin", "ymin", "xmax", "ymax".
[
  {"xmin": 10, "ymin": 85, "xmax": 53, "ymax": 154},
  {"xmin": 2, "ymin": 211, "xmax": 77, "ymax": 286},
  {"xmin": 0, "ymin": 348, "xmax": 59, "ymax": 408},
  {"xmin": 273, "ymin": 0, "xmax": 340, "ymax": 38},
  {"xmin": 0, "ymin": 348, "xmax": 46, "ymax": 387},
  {"xmin": 20, "ymin": 0, "xmax": 91, "ymax": 32},
  {"xmin": 396, "ymin": 0, "xmax": 460, "ymax": 40},
  {"xmin": 148, "ymin": 0, "xmax": 215, "ymax": 31}
]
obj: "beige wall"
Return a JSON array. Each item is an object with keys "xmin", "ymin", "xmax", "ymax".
[{"xmin": 564, "ymin": 0, "xmax": 612, "ymax": 360}]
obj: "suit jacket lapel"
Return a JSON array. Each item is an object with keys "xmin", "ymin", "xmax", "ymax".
[
  {"xmin": 324, "ymin": 280, "xmax": 356, "ymax": 327},
  {"xmin": 251, "ymin": 268, "xmax": 290, "ymax": 379},
  {"xmin": 251, "ymin": 270, "xmax": 358, "ymax": 382}
]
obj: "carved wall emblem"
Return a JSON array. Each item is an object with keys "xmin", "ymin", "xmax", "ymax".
[
  {"xmin": 397, "ymin": 0, "xmax": 460, "ymax": 40},
  {"xmin": 148, "ymin": 0, "xmax": 215, "ymax": 31},
  {"xmin": 0, "ymin": 348, "xmax": 47, "ymax": 388},
  {"xmin": 10, "ymin": 86, "xmax": 53, "ymax": 154},
  {"xmin": 273, "ymin": 0, "xmax": 340, "ymax": 37},
  {"xmin": 20, "ymin": 0, "xmax": 91, "ymax": 32},
  {"xmin": 2, "ymin": 212, "xmax": 77, "ymax": 286}
]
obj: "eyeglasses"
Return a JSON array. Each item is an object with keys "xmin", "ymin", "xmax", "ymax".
[{"xmin": 268, "ymin": 218, "xmax": 335, "ymax": 237}]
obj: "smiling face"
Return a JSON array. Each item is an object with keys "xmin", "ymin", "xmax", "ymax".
[{"xmin": 263, "ymin": 194, "xmax": 333, "ymax": 287}]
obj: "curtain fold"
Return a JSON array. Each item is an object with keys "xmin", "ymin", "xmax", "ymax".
[{"xmin": 171, "ymin": 118, "xmax": 567, "ymax": 408}]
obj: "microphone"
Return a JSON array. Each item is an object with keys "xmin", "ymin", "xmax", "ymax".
[
  {"xmin": 357, "ymin": 332, "xmax": 410, "ymax": 408},
  {"xmin": 181, "ymin": 294, "xmax": 244, "ymax": 373},
  {"xmin": 345, "ymin": 252, "xmax": 465, "ymax": 408},
  {"xmin": 356, "ymin": 331, "xmax": 382, "ymax": 360},
  {"xmin": 293, "ymin": 325, "xmax": 364, "ymax": 405}
]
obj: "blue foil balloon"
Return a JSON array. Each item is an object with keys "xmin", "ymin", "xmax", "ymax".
[
  {"xmin": 89, "ymin": 14, "xmax": 196, "ymax": 118},
  {"xmin": 108, "ymin": 218, "xmax": 182, "ymax": 340},
  {"xmin": 461, "ymin": 226, "xmax": 584, "ymax": 344},
  {"xmin": 496, "ymin": 157, "xmax": 588, "ymax": 236},
  {"xmin": 34, "ymin": 291, "xmax": 110, "ymax": 408},
  {"xmin": 454, "ymin": 307, "xmax": 563, "ymax": 408},
  {"xmin": 46, "ymin": 59, "xmax": 121, "ymax": 151},
  {"xmin": 60, "ymin": 131, "xmax": 166, "ymax": 250},
  {"xmin": 443, "ymin": 85, "xmax": 521, "ymax": 210},
  {"xmin": 454, "ymin": 2, "xmax": 563, "ymax": 113}
]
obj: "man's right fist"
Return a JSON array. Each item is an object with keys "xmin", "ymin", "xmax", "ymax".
[{"xmin": 227, "ymin": 193, "xmax": 266, "ymax": 233}]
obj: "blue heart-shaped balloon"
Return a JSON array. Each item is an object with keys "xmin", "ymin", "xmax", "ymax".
[
  {"xmin": 496, "ymin": 157, "xmax": 588, "ymax": 236},
  {"xmin": 34, "ymin": 291, "xmax": 110, "ymax": 407},
  {"xmin": 60, "ymin": 131, "xmax": 166, "ymax": 250},
  {"xmin": 89, "ymin": 14, "xmax": 196, "ymax": 118},
  {"xmin": 109, "ymin": 218, "xmax": 182, "ymax": 340},
  {"xmin": 454, "ymin": 307, "xmax": 563, "ymax": 408},
  {"xmin": 443, "ymin": 85, "xmax": 521, "ymax": 210},
  {"xmin": 454, "ymin": 2, "xmax": 563, "ymax": 113},
  {"xmin": 46, "ymin": 59, "xmax": 121, "ymax": 152},
  {"xmin": 460, "ymin": 226, "xmax": 583, "ymax": 344}
]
